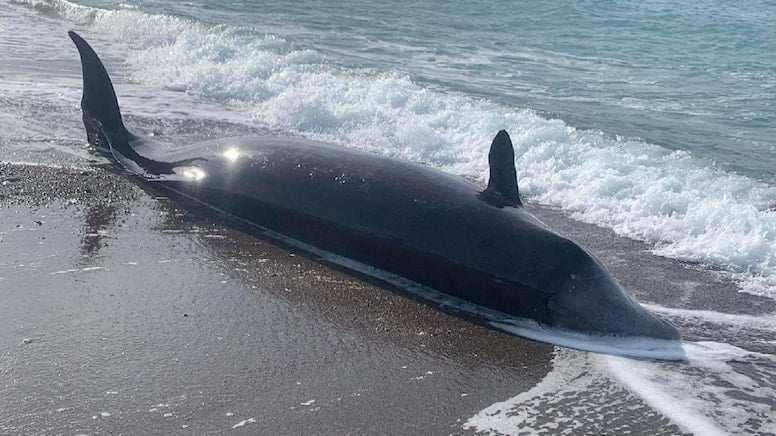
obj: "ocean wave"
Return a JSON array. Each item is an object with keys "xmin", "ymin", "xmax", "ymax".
[{"xmin": 18, "ymin": 0, "xmax": 776, "ymax": 298}]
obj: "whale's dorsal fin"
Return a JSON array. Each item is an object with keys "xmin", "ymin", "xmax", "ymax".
[{"xmin": 479, "ymin": 130, "xmax": 522, "ymax": 208}]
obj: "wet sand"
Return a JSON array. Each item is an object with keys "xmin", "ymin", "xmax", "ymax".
[{"xmin": 2, "ymin": 163, "xmax": 768, "ymax": 434}]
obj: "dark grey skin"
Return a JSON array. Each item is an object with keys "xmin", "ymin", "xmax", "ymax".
[{"xmin": 69, "ymin": 31, "xmax": 680, "ymax": 353}]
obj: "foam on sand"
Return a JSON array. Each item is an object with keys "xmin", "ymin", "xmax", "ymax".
[
  {"xmin": 467, "ymin": 303, "xmax": 776, "ymax": 435},
  {"xmin": 605, "ymin": 341, "xmax": 776, "ymax": 435},
  {"xmin": 464, "ymin": 348, "xmax": 679, "ymax": 435}
]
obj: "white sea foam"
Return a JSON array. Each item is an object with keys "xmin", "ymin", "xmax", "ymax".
[
  {"xmin": 231, "ymin": 417, "xmax": 256, "ymax": 429},
  {"xmin": 645, "ymin": 303, "xmax": 776, "ymax": 331},
  {"xmin": 14, "ymin": 0, "xmax": 776, "ymax": 297},
  {"xmin": 467, "ymin": 341, "xmax": 776, "ymax": 435},
  {"xmin": 605, "ymin": 341, "xmax": 776, "ymax": 435},
  {"xmin": 464, "ymin": 348, "xmax": 594, "ymax": 435},
  {"xmin": 610, "ymin": 306, "xmax": 776, "ymax": 434},
  {"xmin": 465, "ymin": 348, "xmax": 687, "ymax": 435},
  {"xmin": 467, "ymin": 299, "xmax": 776, "ymax": 434}
]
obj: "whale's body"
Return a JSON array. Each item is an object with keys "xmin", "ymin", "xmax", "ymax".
[{"xmin": 69, "ymin": 31, "xmax": 682, "ymax": 359}]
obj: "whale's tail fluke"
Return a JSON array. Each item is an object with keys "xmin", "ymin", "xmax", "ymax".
[
  {"xmin": 480, "ymin": 130, "xmax": 522, "ymax": 208},
  {"xmin": 68, "ymin": 31, "xmax": 131, "ymax": 155},
  {"xmin": 69, "ymin": 31, "xmax": 202, "ymax": 175}
]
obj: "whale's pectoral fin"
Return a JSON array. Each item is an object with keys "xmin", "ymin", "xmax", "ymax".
[{"xmin": 478, "ymin": 130, "xmax": 522, "ymax": 208}]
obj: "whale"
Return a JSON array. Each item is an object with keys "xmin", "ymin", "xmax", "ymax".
[{"xmin": 68, "ymin": 31, "xmax": 683, "ymax": 360}]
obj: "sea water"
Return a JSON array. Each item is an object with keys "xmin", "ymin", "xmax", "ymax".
[{"xmin": 1, "ymin": 0, "xmax": 775, "ymax": 434}]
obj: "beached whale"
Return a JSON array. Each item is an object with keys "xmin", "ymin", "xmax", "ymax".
[{"xmin": 68, "ymin": 31, "xmax": 682, "ymax": 359}]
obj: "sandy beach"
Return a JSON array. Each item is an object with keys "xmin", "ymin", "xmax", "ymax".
[{"xmin": 6, "ymin": 162, "xmax": 764, "ymax": 434}]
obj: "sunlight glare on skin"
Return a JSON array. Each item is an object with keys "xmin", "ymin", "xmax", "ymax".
[
  {"xmin": 179, "ymin": 166, "xmax": 206, "ymax": 181},
  {"xmin": 222, "ymin": 147, "xmax": 241, "ymax": 163}
]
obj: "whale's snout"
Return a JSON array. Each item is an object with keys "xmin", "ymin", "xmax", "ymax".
[
  {"xmin": 547, "ymin": 275, "xmax": 680, "ymax": 340},
  {"xmin": 543, "ymin": 242, "xmax": 680, "ymax": 341}
]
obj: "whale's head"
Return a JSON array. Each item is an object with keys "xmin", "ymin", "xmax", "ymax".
[
  {"xmin": 485, "ymin": 229, "xmax": 683, "ymax": 359},
  {"xmin": 542, "ymin": 238, "xmax": 680, "ymax": 341},
  {"xmin": 480, "ymin": 131, "xmax": 681, "ymax": 355}
]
